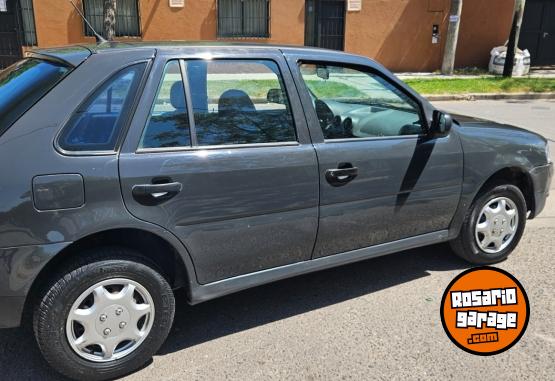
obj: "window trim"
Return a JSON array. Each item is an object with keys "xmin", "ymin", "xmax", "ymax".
[
  {"xmin": 55, "ymin": 60, "xmax": 151, "ymax": 156},
  {"xmin": 217, "ymin": 0, "xmax": 271, "ymax": 39},
  {"xmin": 297, "ymin": 60, "xmax": 429, "ymax": 143},
  {"xmin": 135, "ymin": 57, "xmax": 299, "ymax": 153}
]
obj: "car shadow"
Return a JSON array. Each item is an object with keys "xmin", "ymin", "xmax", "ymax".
[{"xmin": 0, "ymin": 243, "xmax": 468, "ymax": 380}]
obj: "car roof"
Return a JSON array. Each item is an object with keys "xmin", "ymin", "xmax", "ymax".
[{"xmin": 29, "ymin": 41, "xmax": 366, "ymax": 67}]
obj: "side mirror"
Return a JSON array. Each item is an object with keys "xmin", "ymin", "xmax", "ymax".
[
  {"xmin": 430, "ymin": 110, "xmax": 453, "ymax": 136},
  {"xmin": 267, "ymin": 88, "xmax": 285, "ymax": 104}
]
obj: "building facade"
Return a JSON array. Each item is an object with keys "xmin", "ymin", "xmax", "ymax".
[{"xmin": 0, "ymin": 0, "xmax": 552, "ymax": 71}]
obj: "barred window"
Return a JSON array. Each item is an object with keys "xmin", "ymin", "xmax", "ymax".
[
  {"xmin": 218, "ymin": 0, "xmax": 270, "ymax": 38},
  {"xmin": 20, "ymin": 0, "xmax": 37, "ymax": 45},
  {"xmin": 83, "ymin": 0, "xmax": 140, "ymax": 38}
]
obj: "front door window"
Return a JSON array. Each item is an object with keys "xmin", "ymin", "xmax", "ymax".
[{"xmin": 298, "ymin": 63, "xmax": 423, "ymax": 140}]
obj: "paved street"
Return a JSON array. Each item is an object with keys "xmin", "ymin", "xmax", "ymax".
[{"xmin": 0, "ymin": 100, "xmax": 553, "ymax": 380}]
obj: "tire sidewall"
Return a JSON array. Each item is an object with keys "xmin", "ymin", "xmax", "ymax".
[
  {"xmin": 463, "ymin": 184, "xmax": 527, "ymax": 263},
  {"xmin": 35, "ymin": 257, "xmax": 174, "ymax": 380}
]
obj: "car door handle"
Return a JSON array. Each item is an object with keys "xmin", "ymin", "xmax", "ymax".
[
  {"xmin": 325, "ymin": 166, "xmax": 358, "ymax": 187},
  {"xmin": 132, "ymin": 182, "xmax": 182, "ymax": 205}
]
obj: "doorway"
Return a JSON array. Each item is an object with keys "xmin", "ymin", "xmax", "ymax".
[
  {"xmin": 305, "ymin": 0, "xmax": 346, "ymax": 51},
  {"xmin": 520, "ymin": 0, "xmax": 555, "ymax": 66}
]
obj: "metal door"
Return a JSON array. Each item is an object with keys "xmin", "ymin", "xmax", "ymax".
[
  {"xmin": 305, "ymin": 0, "xmax": 345, "ymax": 51},
  {"xmin": 521, "ymin": 0, "xmax": 555, "ymax": 66}
]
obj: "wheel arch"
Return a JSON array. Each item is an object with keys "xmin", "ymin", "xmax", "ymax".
[
  {"xmin": 23, "ymin": 227, "xmax": 196, "ymax": 326},
  {"xmin": 474, "ymin": 166, "xmax": 535, "ymax": 215}
]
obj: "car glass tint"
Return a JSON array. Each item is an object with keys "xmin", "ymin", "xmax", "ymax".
[
  {"xmin": 299, "ymin": 63, "xmax": 422, "ymax": 139},
  {"xmin": 186, "ymin": 59, "xmax": 296, "ymax": 146},
  {"xmin": 0, "ymin": 58, "xmax": 70, "ymax": 136},
  {"xmin": 140, "ymin": 60, "xmax": 191, "ymax": 149},
  {"xmin": 58, "ymin": 63, "xmax": 145, "ymax": 152}
]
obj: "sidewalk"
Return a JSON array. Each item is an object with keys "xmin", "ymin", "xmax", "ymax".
[{"xmin": 396, "ymin": 67, "xmax": 555, "ymax": 80}]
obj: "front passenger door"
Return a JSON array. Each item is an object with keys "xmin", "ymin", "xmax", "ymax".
[{"xmin": 290, "ymin": 60, "xmax": 463, "ymax": 258}]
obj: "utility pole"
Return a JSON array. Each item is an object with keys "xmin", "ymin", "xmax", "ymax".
[
  {"xmin": 103, "ymin": 0, "xmax": 117, "ymax": 41},
  {"xmin": 441, "ymin": 0, "xmax": 463, "ymax": 75},
  {"xmin": 503, "ymin": 0, "xmax": 526, "ymax": 77}
]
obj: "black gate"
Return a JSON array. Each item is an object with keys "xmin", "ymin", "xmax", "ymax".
[
  {"xmin": 0, "ymin": 0, "xmax": 23, "ymax": 69},
  {"xmin": 305, "ymin": 0, "xmax": 345, "ymax": 51},
  {"xmin": 521, "ymin": 0, "xmax": 555, "ymax": 66}
]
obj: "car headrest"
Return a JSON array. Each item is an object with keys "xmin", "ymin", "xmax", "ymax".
[
  {"xmin": 170, "ymin": 82, "xmax": 186, "ymax": 111},
  {"xmin": 218, "ymin": 89, "xmax": 256, "ymax": 115}
]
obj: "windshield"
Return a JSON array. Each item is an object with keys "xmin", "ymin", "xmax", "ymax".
[{"xmin": 0, "ymin": 58, "xmax": 71, "ymax": 136}]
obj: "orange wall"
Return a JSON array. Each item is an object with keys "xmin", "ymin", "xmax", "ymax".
[
  {"xmin": 30, "ymin": 0, "xmax": 513, "ymax": 72},
  {"xmin": 345, "ymin": 0, "xmax": 449, "ymax": 71},
  {"xmin": 457, "ymin": 0, "xmax": 514, "ymax": 68}
]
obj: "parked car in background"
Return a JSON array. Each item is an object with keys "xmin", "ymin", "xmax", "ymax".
[{"xmin": 0, "ymin": 42, "xmax": 552, "ymax": 380}]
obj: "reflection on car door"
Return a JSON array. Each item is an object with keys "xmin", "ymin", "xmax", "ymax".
[
  {"xmin": 119, "ymin": 51, "xmax": 319, "ymax": 284},
  {"xmin": 288, "ymin": 57, "xmax": 463, "ymax": 258}
]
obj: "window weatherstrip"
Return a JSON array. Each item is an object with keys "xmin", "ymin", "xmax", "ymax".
[
  {"xmin": 179, "ymin": 59, "xmax": 197, "ymax": 147},
  {"xmin": 136, "ymin": 141, "xmax": 300, "ymax": 154}
]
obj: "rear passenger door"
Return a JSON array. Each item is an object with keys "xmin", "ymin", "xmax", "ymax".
[{"xmin": 119, "ymin": 50, "xmax": 319, "ymax": 284}]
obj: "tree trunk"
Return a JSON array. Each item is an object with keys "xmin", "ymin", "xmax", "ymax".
[
  {"xmin": 103, "ymin": 0, "xmax": 117, "ymax": 41},
  {"xmin": 503, "ymin": 0, "xmax": 526, "ymax": 77},
  {"xmin": 441, "ymin": 0, "xmax": 463, "ymax": 75}
]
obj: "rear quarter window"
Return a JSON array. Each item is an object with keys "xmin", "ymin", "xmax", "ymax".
[
  {"xmin": 57, "ymin": 63, "xmax": 146, "ymax": 153},
  {"xmin": 0, "ymin": 58, "xmax": 71, "ymax": 136}
]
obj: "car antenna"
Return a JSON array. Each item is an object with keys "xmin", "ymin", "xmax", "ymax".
[{"xmin": 68, "ymin": 0, "xmax": 108, "ymax": 44}]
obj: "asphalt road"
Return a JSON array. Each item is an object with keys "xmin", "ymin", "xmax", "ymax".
[{"xmin": 0, "ymin": 100, "xmax": 553, "ymax": 380}]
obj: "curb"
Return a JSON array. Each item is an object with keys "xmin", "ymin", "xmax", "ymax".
[{"xmin": 423, "ymin": 92, "xmax": 555, "ymax": 101}]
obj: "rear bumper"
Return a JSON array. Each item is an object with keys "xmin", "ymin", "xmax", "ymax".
[
  {"xmin": 530, "ymin": 162, "xmax": 553, "ymax": 218},
  {"xmin": 0, "ymin": 242, "xmax": 70, "ymax": 328}
]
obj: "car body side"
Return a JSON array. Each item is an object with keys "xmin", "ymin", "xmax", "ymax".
[{"xmin": 0, "ymin": 45, "xmax": 551, "ymax": 328}]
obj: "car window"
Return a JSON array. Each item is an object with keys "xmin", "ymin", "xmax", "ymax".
[
  {"xmin": 0, "ymin": 58, "xmax": 71, "ymax": 137},
  {"xmin": 299, "ymin": 63, "xmax": 423, "ymax": 139},
  {"xmin": 139, "ymin": 61, "xmax": 191, "ymax": 149},
  {"xmin": 58, "ymin": 63, "xmax": 145, "ymax": 152},
  {"xmin": 186, "ymin": 59, "xmax": 297, "ymax": 146}
]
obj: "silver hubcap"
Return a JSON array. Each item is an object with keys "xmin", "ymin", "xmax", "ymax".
[
  {"xmin": 66, "ymin": 278, "xmax": 155, "ymax": 362},
  {"xmin": 475, "ymin": 196, "xmax": 519, "ymax": 254}
]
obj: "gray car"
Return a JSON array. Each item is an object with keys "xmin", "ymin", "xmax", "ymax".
[{"xmin": 0, "ymin": 42, "xmax": 552, "ymax": 380}]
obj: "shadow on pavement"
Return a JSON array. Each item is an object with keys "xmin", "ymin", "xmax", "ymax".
[{"xmin": 0, "ymin": 243, "xmax": 468, "ymax": 380}]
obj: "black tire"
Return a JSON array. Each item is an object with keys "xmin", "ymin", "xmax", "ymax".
[
  {"xmin": 33, "ymin": 247, "xmax": 175, "ymax": 381},
  {"xmin": 450, "ymin": 184, "xmax": 527, "ymax": 264}
]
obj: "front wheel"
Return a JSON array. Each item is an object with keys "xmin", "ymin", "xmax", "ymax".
[
  {"xmin": 33, "ymin": 248, "xmax": 175, "ymax": 381},
  {"xmin": 450, "ymin": 184, "xmax": 527, "ymax": 264}
]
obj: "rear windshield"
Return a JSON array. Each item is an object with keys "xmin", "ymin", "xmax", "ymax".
[{"xmin": 0, "ymin": 58, "xmax": 71, "ymax": 136}]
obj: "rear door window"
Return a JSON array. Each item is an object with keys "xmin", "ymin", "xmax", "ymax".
[
  {"xmin": 58, "ymin": 63, "xmax": 146, "ymax": 152},
  {"xmin": 139, "ymin": 60, "xmax": 191, "ymax": 149},
  {"xmin": 0, "ymin": 58, "xmax": 71, "ymax": 136},
  {"xmin": 187, "ymin": 59, "xmax": 297, "ymax": 146}
]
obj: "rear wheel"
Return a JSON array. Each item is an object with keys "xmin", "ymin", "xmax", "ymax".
[
  {"xmin": 33, "ymin": 247, "xmax": 175, "ymax": 381},
  {"xmin": 450, "ymin": 184, "xmax": 527, "ymax": 264}
]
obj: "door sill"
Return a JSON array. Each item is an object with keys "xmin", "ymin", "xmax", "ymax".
[{"xmin": 190, "ymin": 230, "xmax": 449, "ymax": 304}]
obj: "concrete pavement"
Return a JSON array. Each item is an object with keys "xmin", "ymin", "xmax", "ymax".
[{"xmin": 0, "ymin": 100, "xmax": 553, "ymax": 380}]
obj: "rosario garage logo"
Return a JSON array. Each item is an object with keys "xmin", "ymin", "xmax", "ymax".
[{"xmin": 440, "ymin": 267, "xmax": 529, "ymax": 355}]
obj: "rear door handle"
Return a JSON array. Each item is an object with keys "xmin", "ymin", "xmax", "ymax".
[
  {"xmin": 132, "ymin": 182, "xmax": 182, "ymax": 205},
  {"xmin": 325, "ymin": 166, "xmax": 358, "ymax": 187}
]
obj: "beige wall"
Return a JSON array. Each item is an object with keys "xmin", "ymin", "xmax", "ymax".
[{"xmin": 30, "ymin": 0, "xmax": 513, "ymax": 72}]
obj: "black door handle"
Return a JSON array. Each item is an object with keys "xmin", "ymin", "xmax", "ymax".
[
  {"xmin": 325, "ymin": 164, "xmax": 358, "ymax": 187},
  {"xmin": 132, "ymin": 182, "xmax": 182, "ymax": 205}
]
